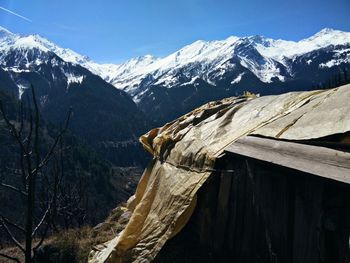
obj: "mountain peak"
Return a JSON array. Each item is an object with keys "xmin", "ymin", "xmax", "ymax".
[
  {"xmin": 123, "ymin": 54, "xmax": 158, "ymax": 66},
  {"xmin": 246, "ymin": 35, "xmax": 271, "ymax": 46},
  {"xmin": 300, "ymin": 27, "xmax": 350, "ymax": 50},
  {"xmin": 317, "ymin": 27, "xmax": 337, "ymax": 34},
  {"xmin": 136, "ymin": 54, "xmax": 157, "ymax": 61},
  {"xmin": 310, "ymin": 27, "xmax": 349, "ymax": 39},
  {"xmin": 226, "ymin": 36, "xmax": 240, "ymax": 42}
]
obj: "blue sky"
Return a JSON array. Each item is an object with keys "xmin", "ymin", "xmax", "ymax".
[{"xmin": 0, "ymin": 0, "xmax": 349, "ymax": 63}]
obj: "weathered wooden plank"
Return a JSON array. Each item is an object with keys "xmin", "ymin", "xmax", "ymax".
[
  {"xmin": 225, "ymin": 136, "xmax": 350, "ymax": 184},
  {"xmin": 213, "ymin": 161, "xmax": 234, "ymax": 253}
]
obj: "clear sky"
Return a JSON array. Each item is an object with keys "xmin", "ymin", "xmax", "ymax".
[{"xmin": 0, "ymin": 0, "xmax": 349, "ymax": 63}]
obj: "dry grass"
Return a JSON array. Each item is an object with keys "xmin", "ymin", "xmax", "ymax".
[
  {"xmin": 0, "ymin": 205, "xmax": 130, "ymax": 263},
  {"xmin": 0, "ymin": 246, "xmax": 23, "ymax": 263}
]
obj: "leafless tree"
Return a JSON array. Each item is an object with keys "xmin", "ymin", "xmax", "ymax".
[{"xmin": 0, "ymin": 85, "xmax": 71, "ymax": 263}]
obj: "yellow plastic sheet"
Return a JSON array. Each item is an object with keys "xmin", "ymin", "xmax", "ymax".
[{"xmin": 89, "ymin": 84, "xmax": 350, "ymax": 263}]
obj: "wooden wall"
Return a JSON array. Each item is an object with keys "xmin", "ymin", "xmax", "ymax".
[{"xmin": 154, "ymin": 154, "xmax": 350, "ymax": 263}]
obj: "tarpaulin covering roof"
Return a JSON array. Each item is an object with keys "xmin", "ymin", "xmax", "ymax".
[{"xmin": 89, "ymin": 84, "xmax": 350, "ymax": 263}]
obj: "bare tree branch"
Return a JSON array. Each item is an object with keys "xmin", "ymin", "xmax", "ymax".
[
  {"xmin": 0, "ymin": 182, "xmax": 28, "ymax": 196},
  {"xmin": 33, "ymin": 220, "xmax": 50, "ymax": 251},
  {"xmin": 0, "ymin": 214, "xmax": 26, "ymax": 234},
  {"xmin": 31, "ymin": 108, "xmax": 72, "ymax": 175},
  {"xmin": 0, "ymin": 252, "xmax": 20, "ymax": 263},
  {"xmin": 24, "ymin": 88, "xmax": 36, "ymax": 263},
  {"xmin": 24, "ymin": 114, "xmax": 33, "ymax": 154},
  {"xmin": 0, "ymin": 101, "xmax": 29, "ymax": 156},
  {"xmin": 32, "ymin": 202, "xmax": 51, "ymax": 238},
  {"xmin": 32, "ymin": 85, "xmax": 40, "ymax": 182},
  {"xmin": 0, "ymin": 217, "xmax": 25, "ymax": 253},
  {"xmin": 1, "ymin": 85, "xmax": 72, "ymax": 262}
]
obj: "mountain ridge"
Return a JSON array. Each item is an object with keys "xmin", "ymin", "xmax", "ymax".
[
  {"xmin": 1, "ymin": 27, "xmax": 349, "ymax": 93},
  {"xmin": 1, "ymin": 26, "xmax": 349, "ymax": 125}
]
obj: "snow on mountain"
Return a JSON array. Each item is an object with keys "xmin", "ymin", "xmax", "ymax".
[
  {"xmin": 319, "ymin": 47, "xmax": 350, "ymax": 68},
  {"xmin": 65, "ymin": 72, "xmax": 84, "ymax": 86},
  {"xmin": 17, "ymin": 82, "xmax": 29, "ymax": 99},
  {"xmin": 104, "ymin": 28, "xmax": 350, "ymax": 94},
  {"xmin": 0, "ymin": 26, "xmax": 349, "ymax": 102},
  {"xmin": 0, "ymin": 27, "xmax": 90, "ymax": 67},
  {"xmin": 255, "ymin": 28, "xmax": 350, "ymax": 62},
  {"xmin": 0, "ymin": 26, "xmax": 159, "ymax": 92},
  {"xmin": 0, "ymin": 27, "xmax": 90, "ymax": 91},
  {"xmin": 231, "ymin": 73, "xmax": 245, "ymax": 84}
]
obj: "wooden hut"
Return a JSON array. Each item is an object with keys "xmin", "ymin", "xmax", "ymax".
[
  {"xmin": 155, "ymin": 134, "xmax": 350, "ymax": 263},
  {"xmin": 90, "ymin": 85, "xmax": 350, "ymax": 263}
]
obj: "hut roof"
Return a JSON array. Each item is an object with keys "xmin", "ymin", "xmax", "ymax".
[{"xmin": 89, "ymin": 84, "xmax": 350, "ymax": 263}]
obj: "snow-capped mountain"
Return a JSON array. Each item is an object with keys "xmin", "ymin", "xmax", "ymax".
[
  {"xmin": 101, "ymin": 28, "xmax": 349, "ymax": 123},
  {"xmin": 2, "ymin": 26, "xmax": 349, "ymax": 92},
  {"xmin": 104, "ymin": 28, "xmax": 350, "ymax": 92},
  {"xmin": 0, "ymin": 26, "xmax": 349, "ymax": 125},
  {"xmin": 0, "ymin": 26, "xmax": 160, "ymax": 94},
  {"xmin": 0, "ymin": 26, "xmax": 150, "ymax": 166}
]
